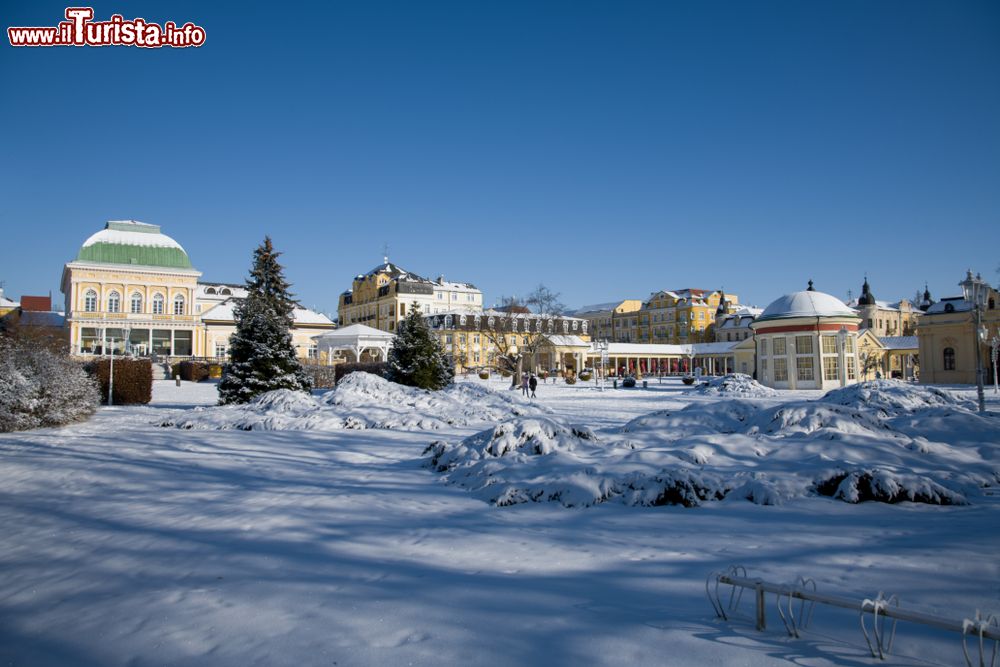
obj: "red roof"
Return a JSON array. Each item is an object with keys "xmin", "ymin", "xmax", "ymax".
[{"xmin": 20, "ymin": 295, "xmax": 52, "ymax": 312}]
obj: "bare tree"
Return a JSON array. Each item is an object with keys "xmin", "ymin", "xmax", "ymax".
[{"xmin": 525, "ymin": 284, "xmax": 565, "ymax": 316}]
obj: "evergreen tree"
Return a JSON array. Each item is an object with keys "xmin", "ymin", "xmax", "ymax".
[
  {"xmin": 387, "ymin": 303, "xmax": 454, "ymax": 390},
  {"xmin": 218, "ymin": 237, "xmax": 313, "ymax": 404}
]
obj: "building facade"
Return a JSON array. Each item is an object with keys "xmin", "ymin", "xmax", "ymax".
[
  {"xmin": 916, "ymin": 271, "xmax": 999, "ymax": 385},
  {"xmin": 850, "ymin": 277, "xmax": 921, "ymax": 337},
  {"xmin": 338, "ymin": 259, "xmax": 482, "ymax": 332},
  {"xmin": 424, "ymin": 309, "xmax": 590, "ymax": 374},
  {"xmin": 570, "ymin": 300, "xmax": 643, "ymax": 342},
  {"xmin": 61, "ymin": 220, "xmax": 333, "ymax": 360}
]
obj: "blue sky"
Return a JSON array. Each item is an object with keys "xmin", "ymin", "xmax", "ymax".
[{"xmin": 2, "ymin": 0, "xmax": 998, "ymax": 315}]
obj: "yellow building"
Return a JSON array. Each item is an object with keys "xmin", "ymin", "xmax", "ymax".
[
  {"xmin": 851, "ymin": 277, "xmax": 921, "ymax": 337},
  {"xmin": 61, "ymin": 220, "xmax": 334, "ymax": 361},
  {"xmin": 641, "ymin": 289, "xmax": 739, "ymax": 344},
  {"xmin": 424, "ymin": 309, "xmax": 591, "ymax": 374},
  {"xmin": 917, "ymin": 271, "xmax": 999, "ymax": 385},
  {"xmin": 338, "ymin": 259, "xmax": 482, "ymax": 332},
  {"xmin": 570, "ymin": 300, "xmax": 643, "ymax": 342},
  {"xmin": 62, "ymin": 220, "xmax": 204, "ymax": 358}
]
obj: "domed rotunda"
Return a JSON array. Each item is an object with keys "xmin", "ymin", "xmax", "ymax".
[{"xmin": 751, "ymin": 281, "xmax": 861, "ymax": 390}]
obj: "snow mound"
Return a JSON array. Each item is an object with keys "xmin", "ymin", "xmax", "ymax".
[
  {"xmin": 428, "ymin": 384, "xmax": 999, "ymax": 508},
  {"xmin": 819, "ymin": 380, "xmax": 974, "ymax": 416},
  {"xmin": 696, "ymin": 374, "xmax": 778, "ymax": 398},
  {"xmin": 160, "ymin": 374, "xmax": 547, "ymax": 431}
]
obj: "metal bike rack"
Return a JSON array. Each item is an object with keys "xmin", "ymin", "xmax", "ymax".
[{"xmin": 706, "ymin": 565, "xmax": 1000, "ymax": 666}]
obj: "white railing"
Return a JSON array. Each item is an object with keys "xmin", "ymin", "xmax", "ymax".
[{"xmin": 707, "ymin": 565, "xmax": 999, "ymax": 665}]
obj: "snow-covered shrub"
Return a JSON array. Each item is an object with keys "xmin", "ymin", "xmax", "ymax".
[
  {"xmin": 333, "ymin": 362, "xmax": 387, "ymax": 385},
  {"xmin": 815, "ymin": 469, "xmax": 966, "ymax": 505},
  {"xmin": 696, "ymin": 373, "xmax": 778, "ymax": 398},
  {"xmin": 621, "ymin": 376, "xmax": 636, "ymax": 388},
  {"xmin": 86, "ymin": 358, "xmax": 153, "ymax": 405},
  {"xmin": 0, "ymin": 338, "xmax": 99, "ymax": 431},
  {"xmin": 302, "ymin": 364, "xmax": 337, "ymax": 389},
  {"xmin": 819, "ymin": 380, "xmax": 974, "ymax": 416}
]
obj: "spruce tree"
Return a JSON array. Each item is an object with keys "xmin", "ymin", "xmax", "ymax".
[
  {"xmin": 218, "ymin": 237, "xmax": 313, "ymax": 404},
  {"xmin": 387, "ymin": 303, "xmax": 454, "ymax": 390}
]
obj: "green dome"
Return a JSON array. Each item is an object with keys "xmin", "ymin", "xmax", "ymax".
[{"xmin": 77, "ymin": 221, "xmax": 193, "ymax": 269}]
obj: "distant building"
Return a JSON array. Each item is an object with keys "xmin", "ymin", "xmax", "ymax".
[
  {"xmin": 338, "ymin": 258, "xmax": 482, "ymax": 332},
  {"xmin": 0, "ymin": 288, "xmax": 19, "ymax": 318},
  {"xmin": 568, "ymin": 300, "xmax": 643, "ymax": 342},
  {"xmin": 751, "ymin": 282, "xmax": 862, "ymax": 390},
  {"xmin": 424, "ymin": 308, "xmax": 590, "ymax": 374},
  {"xmin": 0, "ymin": 293, "xmax": 67, "ymax": 345},
  {"xmin": 714, "ymin": 306, "xmax": 762, "ymax": 343},
  {"xmin": 848, "ymin": 277, "xmax": 921, "ymax": 337},
  {"xmin": 641, "ymin": 289, "xmax": 738, "ymax": 344},
  {"xmin": 917, "ymin": 271, "xmax": 999, "ymax": 385}
]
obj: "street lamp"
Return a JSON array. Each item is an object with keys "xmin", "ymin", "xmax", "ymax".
[
  {"xmin": 992, "ymin": 336, "xmax": 1000, "ymax": 395},
  {"xmin": 959, "ymin": 270, "xmax": 989, "ymax": 413},
  {"xmin": 837, "ymin": 325, "xmax": 849, "ymax": 387}
]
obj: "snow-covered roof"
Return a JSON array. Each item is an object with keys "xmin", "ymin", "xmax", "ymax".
[
  {"xmin": 879, "ymin": 336, "xmax": 918, "ymax": 351},
  {"xmin": 0, "ymin": 292, "xmax": 18, "ymax": 309},
  {"xmin": 924, "ymin": 297, "xmax": 973, "ymax": 315},
  {"xmin": 313, "ymin": 324, "xmax": 394, "ymax": 345},
  {"xmin": 593, "ymin": 341, "xmax": 740, "ymax": 356},
  {"xmin": 569, "ymin": 302, "xmax": 626, "ymax": 315},
  {"xmin": 544, "ymin": 335, "xmax": 590, "ymax": 348},
  {"xmin": 76, "ymin": 220, "xmax": 192, "ymax": 269},
  {"xmin": 757, "ymin": 290, "xmax": 858, "ymax": 322},
  {"xmin": 200, "ymin": 298, "xmax": 334, "ymax": 326}
]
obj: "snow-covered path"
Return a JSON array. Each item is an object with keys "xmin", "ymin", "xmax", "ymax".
[{"xmin": 1, "ymin": 379, "xmax": 998, "ymax": 666}]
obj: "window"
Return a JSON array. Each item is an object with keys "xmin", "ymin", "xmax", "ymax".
[
  {"xmin": 308, "ymin": 345, "xmax": 318, "ymax": 360},
  {"xmin": 943, "ymin": 347, "xmax": 956, "ymax": 371},
  {"xmin": 821, "ymin": 336, "xmax": 837, "ymax": 354},
  {"xmin": 759, "ymin": 340, "xmax": 768, "ymax": 357},
  {"xmin": 846, "ymin": 356, "xmax": 856, "ymax": 380},
  {"xmin": 152, "ymin": 293, "xmax": 165, "ymax": 315},
  {"xmin": 473, "ymin": 335, "xmax": 480, "ymax": 344},
  {"xmin": 795, "ymin": 336, "xmax": 813, "ymax": 355},
  {"xmin": 772, "ymin": 338, "xmax": 786, "ymax": 356},
  {"xmin": 215, "ymin": 343, "xmax": 227, "ymax": 358},
  {"xmin": 845, "ymin": 336, "xmax": 855, "ymax": 353},
  {"xmin": 796, "ymin": 357, "xmax": 814, "ymax": 381},
  {"xmin": 173, "ymin": 295, "xmax": 185, "ymax": 315},
  {"xmin": 107, "ymin": 291, "xmax": 121, "ymax": 313},
  {"xmin": 205, "ymin": 287, "xmax": 217, "ymax": 295},
  {"xmin": 84, "ymin": 289, "xmax": 97, "ymax": 312},
  {"xmin": 823, "ymin": 357, "xmax": 840, "ymax": 381},
  {"xmin": 773, "ymin": 358, "xmax": 788, "ymax": 382},
  {"xmin": 130, "ymin": 292, "xmax": 143, "ymax": 314}
]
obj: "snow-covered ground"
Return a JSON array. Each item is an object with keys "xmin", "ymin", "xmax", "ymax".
[{"xmin": 1, "ymin": 375, "xmax": 998, "ymax": 666}]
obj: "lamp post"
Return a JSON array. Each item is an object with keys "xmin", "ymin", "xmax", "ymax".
[
  {"xmin": 595, "ymin": 340, "xmax": 608, "ymax": 392},
  {"xmin": 991, "ymin": 336, "xmax": 999, "ymax": 395},
  {"xmin": 959, "ymin": 270, "xmax": 989, "ymax": 413},
  {"xmin": 837, "ymin": 326, "xmax": 848, "ymax": 387}
]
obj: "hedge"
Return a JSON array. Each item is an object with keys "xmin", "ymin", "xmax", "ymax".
[
  {"xmin": 178, "ymin": 360, "xmax": 210, "ymax": 382},
  {"xmin": 86, "ymin": 358, "xmax": 153, "ymax": 405},
  {"xmin": 303, "ymin": 364, "xmax": 338, "ymax": 389}
]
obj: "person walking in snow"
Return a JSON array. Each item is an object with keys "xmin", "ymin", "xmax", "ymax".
[
  {"xmin": 529, "ymin": 374, "xmax": 538, "ymax": 398},
  {"xmin": 521, "ymin": 373, "xmax": 529, "ymax": 396}
]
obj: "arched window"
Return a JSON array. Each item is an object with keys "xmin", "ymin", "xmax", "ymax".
[
  {"xmin": 130, "ymin": 292, "xmax": 143, "ymax": 314},
  {"xmin": 173, "ymin": 294, "xmax": 185, "ymax": 315},
  {"xmin": 205, "ymin": 287, "xmax": 217, "ymax": 295},
  {"xmin": 220, "ymin": 288, "xmax": 232, "ymax": 295},
  {"xmin": 943, "ymin": 347, "xmax": 956, "ymax": 371},
  {"xmin": 152, "ymin": 293, "xmax": 165, "ymax": 315},
  {"xmin": 107, "ymin": 291, "xmax": 121, "ymax": 313},
  {"xmin": 84, "ymin": 289, "xmax": 97, "ymax": 312}
]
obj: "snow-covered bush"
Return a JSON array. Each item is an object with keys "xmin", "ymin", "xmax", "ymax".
[
  {"xmin": 696, "ymin": 373, "xmax": 778, "ymax": 398},
  {"xmin": 0, "ymin": 338, "xmax": 99, "ymax": 431}
]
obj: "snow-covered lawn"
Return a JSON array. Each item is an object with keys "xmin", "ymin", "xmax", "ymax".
[{"xmin": 1, "ymin": 376, "xmax": 998, "ymax": 666}]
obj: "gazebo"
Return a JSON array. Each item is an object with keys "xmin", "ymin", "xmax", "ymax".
[{"xmin": 312, "ymin": 324, "xmax": 394, "ymax": 365}]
